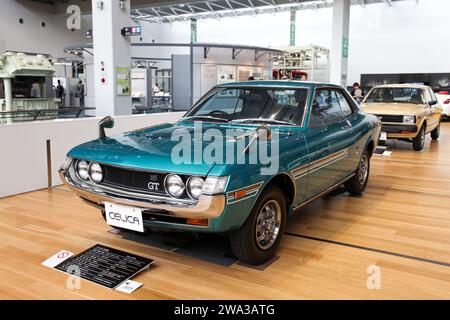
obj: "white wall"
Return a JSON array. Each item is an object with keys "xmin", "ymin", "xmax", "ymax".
[
  {"xmin": 136, "ymin": 0, "xmax": 450, "ymax": 86},
  {"xmin": 0, "ymin": 0, "xmax": 89, "ymax": 58},
  {"xmin": 0, "ymin": 112, "xmax": 184, "ymax": 198},
  {"xmin": 348, "ymin": 1, "xmax": 450, "ymax": 82}
]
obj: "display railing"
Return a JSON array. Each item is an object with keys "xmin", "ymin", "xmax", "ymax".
[{"xmin": 0, "ymin": 107, "xmax": 96, "ymax": 124}]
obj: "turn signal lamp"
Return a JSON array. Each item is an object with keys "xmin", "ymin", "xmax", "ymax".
[{"xmin": 187, "ymin": 219, "xmax": 208, "ymax": 227}]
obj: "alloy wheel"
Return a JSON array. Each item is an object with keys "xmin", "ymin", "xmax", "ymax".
[
  {"xmin": 255, "ymin": 200, "xmax": 282, "ymax": 250},
  {"xmin": 358, "ymin": 154, "xmax": 369, "ymax": 186},
  {"xmin": 420, "ymin": 127, "xmax": 425, "ymax": 147}
]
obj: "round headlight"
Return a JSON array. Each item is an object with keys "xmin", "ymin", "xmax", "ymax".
[
  {"xmin": 89, "ymin": 162, "xmax": 103, "ymax": 183},
  {"xmin": 77, "ymin": 160, "xmax": 90, "ymax": 180},
  {"xmin": 165, "ymin": 174, "xmax": 185, "ymax": 198},
  {"xmin": 188, "ymin": 177, "xmax": 205, "ymax": 200}
]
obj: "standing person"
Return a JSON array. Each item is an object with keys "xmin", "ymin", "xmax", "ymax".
[
  {"xmin": 351, "ymin": 82, "xmax": 365, "ymax": 104},
  {"xmin": 56, "ymin": 80, "xmax": 65, "ymax": 106},
  {"xmin": 77, "ymin": 80, "xmax": 85, "ymax": 107},
  {"xmin": 153, "ymin": 83, "xmax": 161, "ymax": 94}
]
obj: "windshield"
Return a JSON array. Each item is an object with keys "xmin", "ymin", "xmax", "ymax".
[
  {"xmin": 365, "ymin": 87, "xmax": 425, "ymax": 104},
  {"xmin": 185, "ymin": 87, "xmax": 309, "ymax": 125}
]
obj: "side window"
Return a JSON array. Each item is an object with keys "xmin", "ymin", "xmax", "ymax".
[
  {"xmin": 336, "ymin": 90, "xmax": 353, "ymax": 118},
  {"xmin": 309, "ymin": 89, "xmax": 345, "ymax": 128},
  {"xmin": 423, "ymin": 89, "xmax": 432, "ymax": 104},
  {"xmin": 428, "ymin": 89, "xmax": 438, "ymax": 104}
]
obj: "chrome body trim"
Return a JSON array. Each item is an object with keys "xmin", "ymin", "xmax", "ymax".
[
  {"xmin": 226, "ymin": 182, "xmax": 264, "ymax": 204},
  {"xmin": 292, "ymin": 173, "xmax": 355, "ymax": 211},
  {"xmin": 290, "ymin": 148, "xmax": 349, "ymax": 180},
  {"xmin": 59, "ymin": 170, "xmax": 226, "ymax": 219}
]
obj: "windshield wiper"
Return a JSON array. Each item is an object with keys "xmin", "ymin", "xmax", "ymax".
[
  {"xmin": 183, "ymin": 116, "xmax": 230, "ymax": 123},
  {"xmin": 231, "ymin": 118, "xmax": 296, "ymax": 126}
]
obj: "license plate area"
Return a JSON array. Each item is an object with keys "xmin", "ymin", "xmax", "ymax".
[
  {"xmin": 380, "ymin": 132, "xmax": 387, "ymax": 141},
  {"xmin": 105, "ymin": 202, "xmax": 144, "ymax": 233}
]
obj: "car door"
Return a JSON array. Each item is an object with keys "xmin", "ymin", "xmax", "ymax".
[
  {"xmin": 422, "ymin": 88, "xmax": 438, "ymax": 132},
  {"xmin": 427, "ymin": 89, "xmax": 441, "ymax": 130},
  {"xmin": 304, "ymin": 88, "xmax": 354, "ymax": 199},
  {"xmin": 336, "ymin": 89, "xmax": 365, "ymax": 174}
]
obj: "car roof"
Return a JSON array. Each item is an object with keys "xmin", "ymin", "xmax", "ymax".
[
  {"xmin": 371, "ymin": 83, "xmax": 432, "ymax": 90},
  {"xmin": 218, "ymin": 80, "xmax": 339, "ymax": 89}
]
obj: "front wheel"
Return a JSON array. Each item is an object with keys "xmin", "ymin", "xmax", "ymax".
[
  {"xmin": 431, "ymin": 122, "xmax": 440, "ymax": 140},
  {"xmin": 345, "ymin": 150, "xmax": 370, "ymax": 196},
  {"xmin": 230, "ymin": 187, "xmax": 286, "ymax": 265},
  {"xmin": 412, "ymin": 125, "xmax": 426, "ymax": 151}
]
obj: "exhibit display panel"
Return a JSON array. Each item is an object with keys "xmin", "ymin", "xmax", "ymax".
[
  {"xmin": 272, "ymin": 45, "xmax": 330, "ymax": 82},
  {"xmin": 192, "ymin": 45, "xmax": 275, "ymax": 104},
  {"xmin": 131, "ymin": 68, "xmax": 152, "ymax": 109},
  {"xmin": 126, "ymin": 43, "xmax": 280, "ymax": 111},
  {"xmin": 0, "ymin": 52, "xmax": 58, "ymax": 124}
]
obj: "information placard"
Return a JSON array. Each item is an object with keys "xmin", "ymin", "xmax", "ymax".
[
  {"xmin": 55, "ymin": 244, "xmax": 153, "ymax": 289},
  {"xmin": 116, "ymin": 66, "xmax": 131, "ymax": 96}
]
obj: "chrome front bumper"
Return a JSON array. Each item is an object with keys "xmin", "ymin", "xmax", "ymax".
[{"xmin": 59, "ymin": 170, "xmax": 226, "ymax": 220}]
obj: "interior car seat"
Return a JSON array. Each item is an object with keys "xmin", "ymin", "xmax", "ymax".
[{"xmin": 240, "ymin": 91, "xmax": 269, "ymax": 119}]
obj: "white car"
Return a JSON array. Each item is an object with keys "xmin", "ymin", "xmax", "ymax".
[{"xmin": 435, "ymin": 90, "xmax": 450, "ymax": 119}]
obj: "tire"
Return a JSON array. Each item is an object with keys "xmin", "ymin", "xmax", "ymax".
[
  {"xmin": 345, "ymin": 150, "xmax": 370, "ymax": 196},
  {"xmin": 412, "ymin": 124, "xmax": 426, "ymax": 151},
  {"xmin": 230, "ymin": 187, "xmax": 286, "ymax": 265},
  {"xmin": 431, "ymin": 122, "xmax": 440, "ymax": 140}
]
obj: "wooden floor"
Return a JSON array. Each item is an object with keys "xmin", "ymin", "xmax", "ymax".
[{"xmin": 1, "ymin": 124, "xmax": 450, "ymax": 300}]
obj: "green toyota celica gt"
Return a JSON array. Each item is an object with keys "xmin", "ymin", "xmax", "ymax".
[{"xmin": 60, "ymin": 81, "xmax": 381, "ymax": 265}]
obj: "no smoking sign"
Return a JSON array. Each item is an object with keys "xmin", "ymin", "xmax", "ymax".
[{"xmin": 42, "ymin": 250, "xmax": 74, "ymax": 269}]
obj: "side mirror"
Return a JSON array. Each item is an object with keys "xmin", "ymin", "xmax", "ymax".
[
  {"xmin": 428, "ymin": 100, "xmax": 438, "ymax": 106},
  {"xmin": 244, "ymin": 124, "xmax": 272, "ymax": 153},
  {"xmin": 99, "ymin": 116, "xmax": 115, "ymax": 139},
  {"xmin": 256, "ymin": 124, "xmax": 272, "ymax": 142}
]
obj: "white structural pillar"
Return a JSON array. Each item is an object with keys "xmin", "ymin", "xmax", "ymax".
[
  {"xmin": 92, "ymin": 0, "xmax": 132, "ymax": 116},
  {"xmin": 330, "ymin": 0, "xmax": 351, "ymax": 87}
]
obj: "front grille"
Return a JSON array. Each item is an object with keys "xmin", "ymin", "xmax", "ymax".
[
  {"xmin": 101, "ymin": 165, "xmax": 168, "ymax": 196},
  {"xmin": 377, "ymin": 114, "xmax": 404, "ymax": 123}
]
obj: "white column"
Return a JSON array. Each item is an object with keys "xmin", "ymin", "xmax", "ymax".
[
  {"xmin": 4, "ymin": 78, "xmax": 12, "ymax": 124},
  {"xmin": 330, "ymin": 0, "xmax": 350, "ymax": 87},
  {"xmin": 92, "ymin": 0, "xmax": 132, "ymax": 116}
]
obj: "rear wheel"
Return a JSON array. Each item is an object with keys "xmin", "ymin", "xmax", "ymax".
[
  {"xmin": 345, "ymin": 150, "xmax": 370, "ymax": 196},
  {"xmin": 431, "ymin": 122, "xmax": 440, "ymax": 140},
  {"xmin": 412, "ymin": 125, "xmax": 426, "ymax": 151},
  {"xmin": 230, "ymin": 187, "xmax": 286, "ymax": 265}
]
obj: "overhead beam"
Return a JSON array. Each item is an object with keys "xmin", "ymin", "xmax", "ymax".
[
  {"xmin": 255, "ymin": 50, "xmax": 268, "ymax": 61},
  {"xmin": 40, "ymin": 0, "xmax": 413, "ymax": 18},
  {"xmin": 232, "ymin": 48, "xmax": 243, "ymax": 60},
  {"xmin": 49, "ymin": 0, "xmax": 199, "ymax": 15}
]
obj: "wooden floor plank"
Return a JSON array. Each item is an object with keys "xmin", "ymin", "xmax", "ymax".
[{"xmin": 0, "ymin": 123, "xmax": 449, "ymax": 299}]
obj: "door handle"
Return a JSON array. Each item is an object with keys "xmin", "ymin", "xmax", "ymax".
[{"xmin": 341, "ymin": 119, "xmax": 352, "ymax": 130}]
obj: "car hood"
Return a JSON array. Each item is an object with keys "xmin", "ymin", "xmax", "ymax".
[
  {"xmin": 67, "ymin": 121, "xmax": 292, "ymax": 176},
  {"xmin": 361, "ymin": 103, "xmax": 423, "ymax": 115}
]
